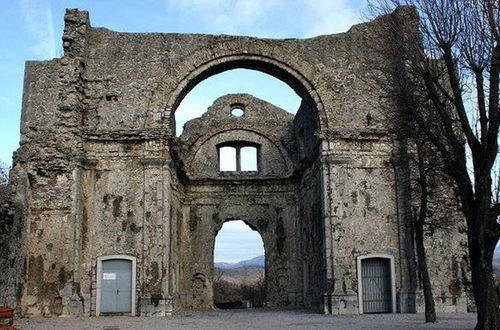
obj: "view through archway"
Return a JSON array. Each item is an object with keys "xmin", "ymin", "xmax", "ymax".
[
  {"xmin": 213, "ymin": 220, "xmax": 265, "ymax": 309},
  {"xmin": 172, "ymin": 60, "xmax": 326, "ymax": 311},
  {"xmin": 175, "ymin": 68, "xmax": 302, "ymax": 136}
]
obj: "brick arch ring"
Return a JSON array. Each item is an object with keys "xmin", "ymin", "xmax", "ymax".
[{"xmin": 162, "ymin": 53, "xmax": 330, "ymax": 135}]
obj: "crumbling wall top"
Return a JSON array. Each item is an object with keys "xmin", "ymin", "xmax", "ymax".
[{"xmin": 63, "ymin": 9, "xmax": 90, "ymax": 59}]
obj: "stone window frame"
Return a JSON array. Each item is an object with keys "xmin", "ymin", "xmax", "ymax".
[
  {"xmin": 230, "ymin": 103, "xmax": 246, "ymax": 117},
  {"xmin": 217, "ymin": 141, "xmax": 260, "ymax": 173},
  {"xmin": 356, "ymin": 253, "xmax": 396, "ymax": 314},
  {"xmin": 95, "ymin": 255, "xmax": 137, "ymax": 316}
]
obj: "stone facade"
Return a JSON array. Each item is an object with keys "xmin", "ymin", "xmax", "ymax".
[{"xmin": 0, "ymin": 6, "xmax": 470, "ymax": 317}]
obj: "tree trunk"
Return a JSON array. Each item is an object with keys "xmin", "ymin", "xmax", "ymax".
[
  {"xmin": 414, "ymin": 142, "xmax": 436, "ymax": 323},
  {"xmin": 415, "ymin": 219, "xmax": 436, "ymax": 323},
  {"xmin": 468, "ymin": 218, "xmax": 500, "ymax": 330}
]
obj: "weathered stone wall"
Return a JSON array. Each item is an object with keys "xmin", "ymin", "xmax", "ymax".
[
  {"xmin": 0, "ymin": 183, "xmax": 25, "ymax": 311},
  {"xmin": 78, "ymin": 137, "xmax": 183, "ymax": 316},
  {"xmin": 180, "ymin": 94, "xmax": 295, "ymax": 179},
  {"xmin": 178, "ymin": 94, "xmax": 302, "ymax": 307},
  {"xmin": 78, "ymin": 7, "xmax": 409, "ymax": 136},
  {"xmin": 292, "ymin": 99, "xmax": 325, "ymax": 310},
  {"xmin": 322, "ymin": 133, "xmax": 405, "ymax": 314},
  {"xmin": 181, "ymin": 182, "xmax": 301, "ymax": 307},
  {"xmin": 422, "ymin": 211, "xmax": 470, "ymax": 313},
  {"xmin": 4, "ymin": 6, "xmax": 471, "ymax": 317},
  {"xmin": 297, "ymin": 158, "xmax": 326, "ymax": 310}
]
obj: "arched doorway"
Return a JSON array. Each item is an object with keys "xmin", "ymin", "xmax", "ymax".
[{"xmin": 213, "ymin": 220, "xmax": 265, "ymax": 308}]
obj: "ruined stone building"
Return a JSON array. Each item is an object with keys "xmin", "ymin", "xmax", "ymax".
[{"xmin": 0, "ymin": 7, "xmax": 471, "ymax": 317}]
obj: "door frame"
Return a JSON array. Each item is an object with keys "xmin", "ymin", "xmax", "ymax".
[
  {"xmin": 96, "ymin": 255, "xmax": 137, "ymax": 316},
  {"xmin": 356, "ymin": 253, "xmax": 396, "ymax": 314}
]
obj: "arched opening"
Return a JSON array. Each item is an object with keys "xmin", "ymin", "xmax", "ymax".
[
  {"xmin": 166, "ymin": 56, "xmax": 327, "ymax": 136},
  {"xmin": 172, "ymin": 55, "xmax": 328, "ymax": 312},
  {"xmin": 171, "ymin": 59, "xmax": 324, "ymax": 178},
  {"xmin": 213, "ymin": 220, "xmax": 265, "ymax": 309},
  {"xmin": 169, "ymin": 57, "xmax": 325, "ymax": 174},
  {"xmin": 175, "ymin": 68, "xmax": 302, "ymax": 135}
]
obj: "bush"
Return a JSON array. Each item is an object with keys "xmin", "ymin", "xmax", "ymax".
[{"xmin": 213, "ymin": 276, "xmax": 266, "ymax": 308}]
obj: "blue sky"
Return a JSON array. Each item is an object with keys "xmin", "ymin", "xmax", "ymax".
[
  {"xmin": 0, "ymin": 0, "xmax": 367, "ymax": 166},
  {"xmin": 175, "ymin": 69, "xmax": 302, "ymax": 135},
  {"xmin": 0, "ymin": 0, "xmax": 368, "ymax": 262}
]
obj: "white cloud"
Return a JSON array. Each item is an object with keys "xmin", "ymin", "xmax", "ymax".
[
  {"xmin": 301, "ymin": 0, "xmax": 365, "ymax": 37},
  {"xmin": 215, "ymin": 220, "xmax": 264, "ymax": 262},
  {"xmin": 166, "ymin": 0, "xmax": 283, "ymax": 35},
  {"xmin": 167, "ymin": 0, "xmax": 279, "ymax": 21},
  {"xmin": 20, "ymin": 0, "xmax": 57, "ymax": 59},
  {"xmin": 233, "ymin": 0, "xmax": 278, "ymax": 24},
  {"xmin": 166, "ymin": 0, "xmax": 365, "ymax": 37}
]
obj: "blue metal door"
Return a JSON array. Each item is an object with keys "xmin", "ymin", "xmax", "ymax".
[
  {"xmin": 361, "ymin": 258, "xmax": 391, "ymax": 313},
  {"xmin": 101, "ymin": 259, "xmax": 132, "ymax": 313}
]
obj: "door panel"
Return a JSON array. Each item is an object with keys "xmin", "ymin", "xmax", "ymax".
[
  {"xmin": 361, "ymin": 258, "xmax": 391, "ymax": 313},
  {"xmin": 101, "ymin": 259, "xmax": 132, "ymax": 313}
]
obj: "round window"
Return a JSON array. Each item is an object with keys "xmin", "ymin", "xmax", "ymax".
[{"xmin": 231, "ymin": 108, "xmax": 244, "ymax": 117}]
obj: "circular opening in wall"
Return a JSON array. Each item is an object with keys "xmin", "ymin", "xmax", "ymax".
[{"xmin": 231, "ymin": 108, "xmax": 245, "ymax": 117}]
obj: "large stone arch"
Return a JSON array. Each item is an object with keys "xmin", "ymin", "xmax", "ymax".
[
  {"xmin": 154, "ymin": 52, "xmax": 329, "ymax": 135},
  {"xmin": 158, "ymin": 49, "xmax": 331, "ymax": 311}
]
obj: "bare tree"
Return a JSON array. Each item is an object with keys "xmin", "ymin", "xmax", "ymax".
[
  {"xmin": 367, "ymin": 1, "xmax": 500, "ymax": 329},
  {"xmin": 410, "ymin": 138, "xmax": 437, "ymax": 323}
]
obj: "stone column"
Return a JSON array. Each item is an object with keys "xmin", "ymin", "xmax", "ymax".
[
  {"xmin": 139, "ymin": 138, "xmax": 175, "ymax": 316},
  {"xmin": 326, "ymin": 153, "xmax": 359, "ymax": 315}
]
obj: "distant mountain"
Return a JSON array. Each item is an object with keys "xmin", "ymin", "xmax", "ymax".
[
  {"xmin": 235, "ymin": 255, "xmax": 265, "ymax": 268},
  {"xmin": 215, "ymin": 255, "xmax": 265, "ymax": 270},
  {"xmin": 214, "ymin": 262, "xmax": 238, "ymax": 270}
]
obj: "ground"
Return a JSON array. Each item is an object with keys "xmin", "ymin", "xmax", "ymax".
[{"xmin": 16, "ymin": 309, "xmax": 476, "ymax": 330}]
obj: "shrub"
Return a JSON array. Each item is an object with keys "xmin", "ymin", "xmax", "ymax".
[{"xmin": 213, "ymin": 275, "xmax": 265, "ymax": 308}]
